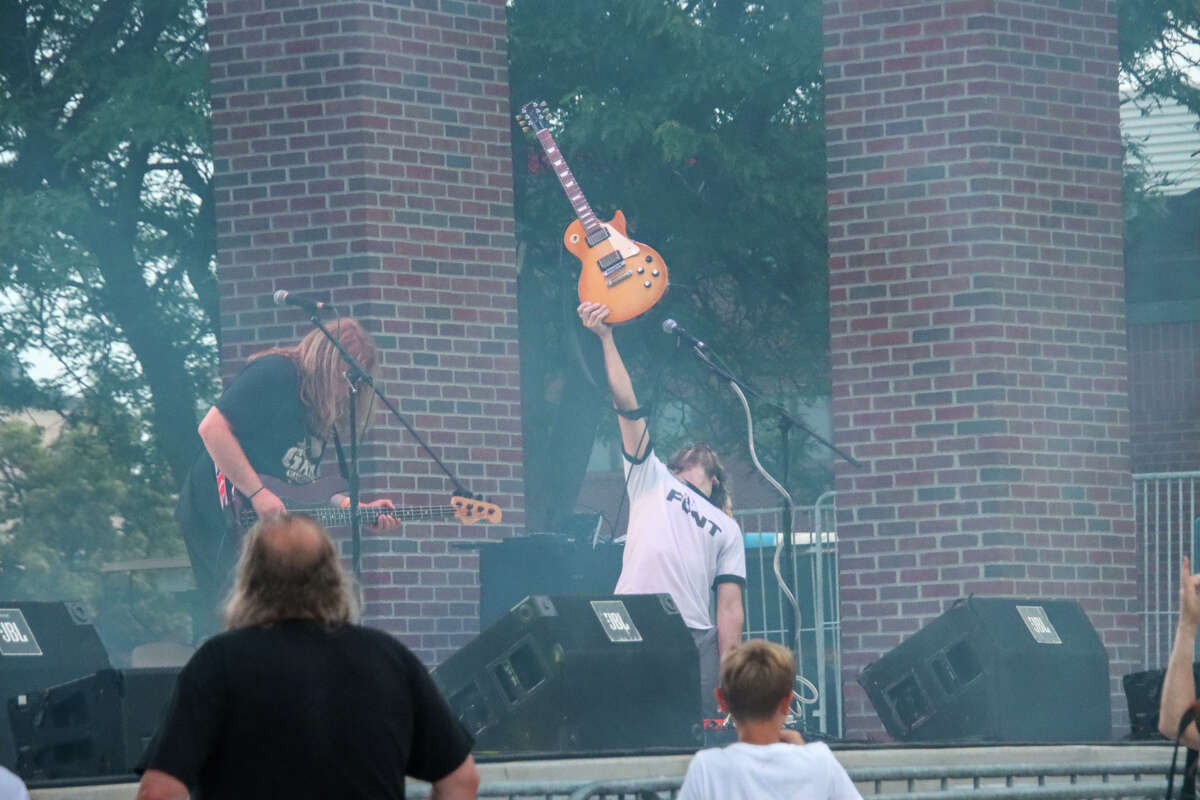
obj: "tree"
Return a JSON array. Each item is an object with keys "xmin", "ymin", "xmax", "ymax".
[
  {"xmin": 0, "ymin": 416, "xmax": 190, "ymax": 657},
  {"xmin": 0, "ymin": 0, "xmax": 217, "ymax": 490},
  {"xmin": 1119, "ymin": 0, "xmax": 1200, "ymax": 117},
  {"xmin": 508, "ymin": 0, "xmax": 831, "ymax": 529}
]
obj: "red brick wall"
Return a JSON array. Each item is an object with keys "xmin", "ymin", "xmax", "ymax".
[
  {"xmin": 206, "ymin": 0, "xmax": 523, "ymax": 663},
  {"xmin": 1129, "ymin": 319, "xmax": 1200, "ymax": 473},
  {"xmin": 823, "ymin": 0, "xmax": 1137, "ymax": 737}
]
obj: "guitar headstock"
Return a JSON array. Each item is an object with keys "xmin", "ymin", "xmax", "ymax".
[
  {"xmin": 450, "ymin": 496, "xmax": 503, "ymax": 525},
  {"xmin": 516, "ymin": 100, "xmax": 551, "ymax": 136}
]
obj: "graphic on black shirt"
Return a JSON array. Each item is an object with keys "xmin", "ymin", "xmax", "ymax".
[{"xmin": 281, "ymin": 439, "xmax": 321, "ymax": 484}]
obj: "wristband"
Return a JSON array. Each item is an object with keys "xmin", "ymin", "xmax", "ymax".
[
  {"xmin": 614, "ymin": 405, "xmax": 651, "ymax": 420},
  {"xmin": 247, "ymin": 486, "xmax": 266, "ymax": 500}
]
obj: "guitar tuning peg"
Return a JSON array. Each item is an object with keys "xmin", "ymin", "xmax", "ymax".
[{"xmin": 539, "ymin": 101, "xmax": 548, "ymax": 108}]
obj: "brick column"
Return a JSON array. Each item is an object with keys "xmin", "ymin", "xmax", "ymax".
[
  {"xmin": 823, "ymin": 0, "xmax": 1137, "ymax": 736},
  {"xmin": 207, "ymin": 0, "xmax": 523, "ymax": 663}
]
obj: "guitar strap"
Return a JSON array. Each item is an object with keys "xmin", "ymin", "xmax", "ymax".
[
  {"xmin": 330, "ymin": 428, "xmax": 351, "ymax": 483},
  {"xmin": 215, "ymin": 465, "xmax": 232, "ymax": 510}
]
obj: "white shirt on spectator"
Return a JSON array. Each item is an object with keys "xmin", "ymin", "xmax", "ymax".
[
  {"xmin": 678, "ymin": 740, "xmax": 862, "ymax": 800},
  {"xmin": 0, "ymin": 767, "xmax": 29, "ymax": 800}
]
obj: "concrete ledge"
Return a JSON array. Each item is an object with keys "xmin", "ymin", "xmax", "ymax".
[{"xmin": 29, "ymin": 743, "xmax": 1176, "ymax": 799}]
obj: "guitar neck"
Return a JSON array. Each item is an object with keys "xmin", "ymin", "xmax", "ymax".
[
  {"xmin": 240, "ymin": 504, "xmax": 459, "ymax": 530},
  {"xmin": 533, "ymin": 128, "xmax": 609, "ymax": 245}
]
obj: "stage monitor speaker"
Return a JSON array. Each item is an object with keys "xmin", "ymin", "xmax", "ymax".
[
  {"xmin": 8, "ymin": 667, "xmax": 180, "ymax": 780},
  {"xmin": 433, "ymin": 593, "xmax": 700, "ymax": 755},
  {"xmin": 858, "ymin": 597, "xmax": 1110, "ymax": 742},
  {"xmin": 1122, "ymin": 663, "xmax": 1200, "ymax": 740},
  {"xmin": 0, "ymin": 602, "xmax": 111, "ymax": 769}
]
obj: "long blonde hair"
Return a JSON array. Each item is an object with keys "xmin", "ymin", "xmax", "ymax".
[
  {"xmin": 223, "ymin": 514, "xmax": 358, "ymax": 630},
  {"xmin": 251, "ymin": 317, "xmax": 378, "ymax": 435}
]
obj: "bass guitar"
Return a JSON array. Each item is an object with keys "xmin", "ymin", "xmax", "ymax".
[
  {"xmin": 219, "ymin": 474, "xmax": 502, "ymax": 538},
  {"xmin": 518, "ymin": 100, "xmax": 668, "ymax": 324}
]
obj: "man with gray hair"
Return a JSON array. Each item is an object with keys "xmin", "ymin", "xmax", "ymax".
[{"xmin": 136, "ymin": 513, "xmax": 479, "ymax": 800}]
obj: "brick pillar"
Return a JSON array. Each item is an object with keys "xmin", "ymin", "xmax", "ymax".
[
  {"xmin": 823, "ymin": 0, "xmax": 1137, "ymax": 737},
  {"xmin": 207, "ymin": 0, "xmax": 523, "ymax": 663}
]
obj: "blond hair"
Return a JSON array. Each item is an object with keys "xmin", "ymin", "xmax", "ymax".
[
  {"xmin": 251, "ymin": 317, "xmax": 378, "ymax": 435},
  {"xmin": 223, "ymin": 514, "xmax": 358, "ymax": 630},
  {"xmin": 719, "ymin": 639, "xmax": 795, "ymax": 721},
  {"xmin": 668, "ymin": 442, "xmax": 732, "ymax": 514}
]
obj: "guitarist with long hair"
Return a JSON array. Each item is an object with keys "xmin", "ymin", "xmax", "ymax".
[{"xmin": 176, "ymin": 318, "xmax": 399, "ymax": 638}]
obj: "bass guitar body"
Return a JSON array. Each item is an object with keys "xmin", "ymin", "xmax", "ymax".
[{"xmin": 563, "ymin": 209, "xmax": 668, "ymax": 324}]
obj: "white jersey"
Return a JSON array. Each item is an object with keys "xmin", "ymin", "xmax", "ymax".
[
  {"xmin": 614, "ymin": 449, "xmax": 746, "ymax": 630},
  {"xmin": 678, "ymin": 741, "xmax": 862, "ymax": 800}
]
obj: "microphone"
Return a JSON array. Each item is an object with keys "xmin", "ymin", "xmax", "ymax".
[
  {"xmin": 662, "ymin": 318, "xmax": 706, "ymax": 350},
  {"xmin": 273, "ymin": 290, "xmax": 333, "ymax": 312}
]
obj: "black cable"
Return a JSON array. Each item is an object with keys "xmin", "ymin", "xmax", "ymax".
[{"xmin": 1169, "ymin": 713, "xmax": 1199, "ymax": 800}]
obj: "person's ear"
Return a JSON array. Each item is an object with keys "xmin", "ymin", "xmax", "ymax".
[{"xmin": 715, "ymin": 687, "xmax": 730, "ymax": 714}]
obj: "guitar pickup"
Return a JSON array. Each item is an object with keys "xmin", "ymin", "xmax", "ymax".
[
  {"xmin": 596, "ymin": 251, "xmax": 624, "ymax": 272},
  {"xmin": 606, "ymin": 270, "xmax": 633, "ymax": 288},
  {"xmin": 586, "ymin": 228, "xmax": 611, "ymax": 247}
]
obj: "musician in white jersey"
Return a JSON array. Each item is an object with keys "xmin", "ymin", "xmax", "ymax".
[{"xmin": 579, "ymin": 301, "xmax": 746, "ymax": 717}]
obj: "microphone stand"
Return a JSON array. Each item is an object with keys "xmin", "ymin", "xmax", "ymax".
[
  {"xmin": 305, "ymin": 314, "xmax": 475, "ymax": 579},
  {"xmin": 672, "ymin": 338, "xmax": 860, "ymax": 729}
]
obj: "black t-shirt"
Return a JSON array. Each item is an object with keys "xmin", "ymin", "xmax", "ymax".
[
  {"xmin": 143, "ymin": 620, "xmax": 473, "ymax": 799},
  {"xmin": 177, "ymin": 354, "xmax": 326, "ymax": 540}
]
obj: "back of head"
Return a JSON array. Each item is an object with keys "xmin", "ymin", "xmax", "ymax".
[
  {"xmin": 223, "ymin": 513, "xmax": 358, "ymax": 630},
  {"xmin": 720, "ymin": 639, "xmax": 795, "ymax": 722}
]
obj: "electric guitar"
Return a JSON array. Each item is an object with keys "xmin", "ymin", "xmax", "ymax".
[
  {"xmin": 518, "ymin": 100, "xmax": 669, "ymax": 324},
  {"xmin": 219, "ymin": 474, "xmax": 502, "ymax": 537}
]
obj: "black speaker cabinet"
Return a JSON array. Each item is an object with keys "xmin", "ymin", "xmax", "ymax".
[
  {"xmin": 8, "ymin": 667, "xmax": 180, "ymax": 780},
  {"xmin": 858, "ymin": 597, "xmax": 1111, "ymax": 742},
  {"xmin": 1122, "ymin": 663, "xmax": 1200, "ymax": 739},
  {"xmin": 433, "ymin": 594, "xmax": 700, "ymax": 755},
  {"xmin": 0, "ymin": 602, "xmax": 111, "ymax": 769}
]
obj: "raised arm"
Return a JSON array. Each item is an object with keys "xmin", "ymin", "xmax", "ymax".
[
  {"xmin": 578, "ymin": 302, "xmax": 649, "ymax": 461},
  {"xmin": 1159, "ymin": 555, "xmax": 1200, "ymax": 746}
]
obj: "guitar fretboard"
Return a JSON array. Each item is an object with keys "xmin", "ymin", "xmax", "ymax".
[
  {"xmin": 239, "ymin": 505, "xmax": 458, "ymax": 528},
  {"xmin": 533, "ymin": 128, "xmax": 607, "ymax": 244}
]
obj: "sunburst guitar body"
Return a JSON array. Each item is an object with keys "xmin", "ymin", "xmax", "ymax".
[
  {"xmin": 519, "ymin": 101, "xmax": 669, "ymax": 324},
  {"xmin": 561, "ymin": 210, "xmax": 668, "ymax": 324}
]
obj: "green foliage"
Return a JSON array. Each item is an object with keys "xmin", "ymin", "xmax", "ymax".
[
  {"xmin": 0, "ymin": 0, "xmax": 215, "ymax": 649},
  {"xmin": 1119, "ymin": 0, "xmax": 1200, "ymax": 116},
  {"xmin": 510, "ymin": 0, "xmax": 831, "ymax": 526},
  {"xmin": 0, "ymin": 417, "xmax": 190, "ymax": 657},
  {"xmin": 0, "ymin": 0, "xmax": 219, "ymax": 488},
  {"xmin": 1117, "ymin": 0, "xmax": 1200, "ymax": 279}
]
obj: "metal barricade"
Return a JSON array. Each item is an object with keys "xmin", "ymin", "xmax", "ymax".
[
  {"xmin": 733, "ymin": 491, "xmax": 841, "ymax": 736},
  {"xmin": 472, "ymin": 759, "xmax": 1173, "ymax": 800},
  {"xmin": 1133, "ymin": 471, "xmax": 1200, "ymax": 668},
  {"xmin": 404, "ymin": 757, "xmax": 1176, "ymax": 799}
]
